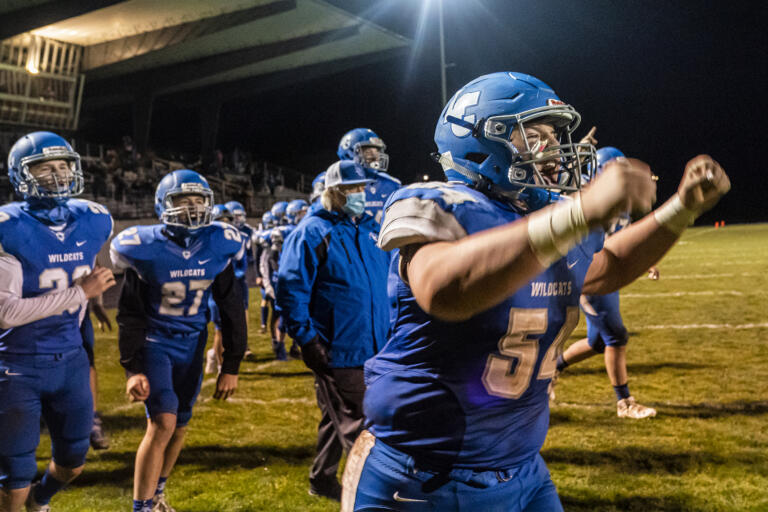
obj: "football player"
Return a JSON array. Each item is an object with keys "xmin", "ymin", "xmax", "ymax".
[
  {"xmin": 270, "ymin": 201, "xmax": 289, "ymax": 226},
  {"xmin": 337, "ymin": 128, "xmax": 401, "ymax": 223},
  {"xmin": 342, "ymin": 72, "xmax": 730, "ymax": 511},
  {"xmin": 110, "ymin": 170, "xmax": 246, "ymax": 512},
  {"xmin": 259, "ymin": 228, "xmax": 287, "ymax": 360},
  {"xmin": 81, "ymin": 296, "xmax": 113, "ymax": 451},
  {"xmin": 553, "ymin": 147, "xmax": 657, "ymax": 419},
  {"xmin": 0, "ymin": 131, "xmax": 115, "ymax": 512},
  {"xmin": 255, "ymin": 211, "xmax": 277, "ymax": 333},
  {"xmin": 285, "ymin": 199, "xmax": 309, "ymax": 226}
]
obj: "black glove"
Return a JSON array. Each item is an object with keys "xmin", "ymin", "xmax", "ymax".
[{"xmin": 301, "ymin": 338, "xmax": 330, "ymax": 375}]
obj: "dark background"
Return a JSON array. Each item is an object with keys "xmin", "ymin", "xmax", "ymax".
[{"xmin": 83, "ymin": 0, "xmax": 768, "ymax": 224}]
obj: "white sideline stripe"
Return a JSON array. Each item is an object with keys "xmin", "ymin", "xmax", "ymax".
[
  {"xmin": 622, "ymin": 290, "xmax": 744, "ymax": 298},
  {"xmin": 199, "ymin": 397, "xmax": 315, "ymax": 406},
  {"xmin": 641, "ymin": 322, "xmax": 768, "ymax": 330},
  {"xmin": 660, "ymin": 273, "xmax": 757, "ymax": 280}
]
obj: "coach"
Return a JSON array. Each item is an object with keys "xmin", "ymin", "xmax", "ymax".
[{"xmin": 276, "ymin": 160, "xmax": 389, "ymax": 501}]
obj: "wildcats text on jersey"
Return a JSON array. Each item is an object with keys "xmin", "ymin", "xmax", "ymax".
[
  {"xmin": 169, "ymin": 268, "xmax": 206, "ymax": 278},
  {"xmin": 530, "ymin": 280, "xmax": 573, "ymax": 297},
  {"xmin": 48, "ymin": 252, "xmax": 85, "ymax": 263}
]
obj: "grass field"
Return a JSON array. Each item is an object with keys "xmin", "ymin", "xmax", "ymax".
[{"xmin": 36, "ymin": 223, "xmax": 768, "ymax": 511}]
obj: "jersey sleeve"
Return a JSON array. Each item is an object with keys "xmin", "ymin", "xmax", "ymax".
[
  {"xmin": 211, "ymin": 222, "xmax": 246, "ymax": 263},
  {"xmin": 378, "ymin": 183, "xmax": 477, "ymax": 251},
  {"xmin": 0, "ymin": 250, "xmax": 86, "ymax": 329}
]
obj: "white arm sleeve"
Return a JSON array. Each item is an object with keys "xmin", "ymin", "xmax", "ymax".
[
  {"xmin": 0, "ymin": 253, "xmax": 86, "ymax": 329},
  {"xmin": 259, "ymin": 251, "xmax": 274, "ymax": 298},
  {"xmin": 378, "ymin": 197, "xmax": 467, "ymax": 251}
]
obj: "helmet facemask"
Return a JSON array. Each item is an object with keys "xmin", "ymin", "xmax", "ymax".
[
  {"xmin": 484, "ymin": 105, "xmax": 596, "ymax": 197},
  {"xmin": 161, "ymin": 188, "xmax": 213, "ymax": 230},
  {"xmin": 354, "ymin": 138, "xmax": 389, "ymax": 172}
]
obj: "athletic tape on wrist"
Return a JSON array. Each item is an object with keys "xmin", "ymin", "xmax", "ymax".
[
  {"xmin": 527, "ymin": 194, "xmax": 589, "ymax": 267},
  {"xmin": 653, "ymin": 194, "xmax": 697, "ymax": 235}
]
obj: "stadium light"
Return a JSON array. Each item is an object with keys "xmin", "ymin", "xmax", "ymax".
[
  {"xmin": 423, "ymin": 174, "xmax": 430, "ymax": 181},
  {"xmin": 26, "ymin": 35, "xmax": 41, "ymax": 74}
]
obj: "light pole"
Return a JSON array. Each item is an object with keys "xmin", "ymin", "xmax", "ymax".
[{"xmin": 438, "ymin": 0, "xmax": 448, "ymax": 106}]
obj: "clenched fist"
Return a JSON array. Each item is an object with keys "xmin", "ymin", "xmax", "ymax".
[
  {"xmin": 77, "ymin": 266, "xmax": 116, "ymax": 299},
  {"xmin": 580, "ymin": 157, "xmax": 657, "ymax": 230},
  {"xmin": 677, "ymin": 155, "xmax": 730, "ymax": 214}
]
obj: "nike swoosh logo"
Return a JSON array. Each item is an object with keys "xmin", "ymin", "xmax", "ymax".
[
  {"xmin": 198, "ymin": 259, "xmax": 211, "ymax": 265},
  {"xmin": 393, "ymin": 491, "xmax": 428, "ymax": 503},
  {"xmin": 567, "ymin": 260, "xmax": 579, "ymax": 269},
  {"xmin": 76, "ymin": 240, "xmax": 87, "ymax": 247},
  {"xmin": 3, "ymin": 369, "xmax": 23, "ymax": 376}
]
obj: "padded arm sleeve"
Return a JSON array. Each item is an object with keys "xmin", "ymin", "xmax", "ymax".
[
  {"xmin": 212, "ymin": 263, "xmax": 247, "ymax": 375},
  {"xmin": 116, "ymin": 268, "xmax": 149, "ymax": 375}
]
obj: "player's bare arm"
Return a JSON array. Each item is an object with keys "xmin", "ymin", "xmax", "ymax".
[
  {"xmin": 583, "ymin": 154, "xmax": 730, "ymax": 295},
  {"xmin": 405, "ymin": 155, "xmax": 656, "ymax": 321}
]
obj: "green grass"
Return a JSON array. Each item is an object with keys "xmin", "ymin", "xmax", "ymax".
[{"xmin": 37, "ymin": 223, "xmax": 768, "ymax": 511}]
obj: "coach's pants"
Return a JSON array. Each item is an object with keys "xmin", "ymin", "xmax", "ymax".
[{"xmin": 309, "ymin": 367, "xmax": 365, "ymax": 489}]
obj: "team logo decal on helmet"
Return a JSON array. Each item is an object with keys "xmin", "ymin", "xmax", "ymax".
[
  {"xmin": 434, "ymin": 72, "xmax": 596, "ymax": 212},
  {"xmin": 154, "ymin": 170, "xmax": 214, "ymax": 229}
]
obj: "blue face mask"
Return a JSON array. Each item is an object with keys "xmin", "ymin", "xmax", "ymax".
[{"xmin": 343, "ymin": 191, "xmax": 366, "ymax": 217}]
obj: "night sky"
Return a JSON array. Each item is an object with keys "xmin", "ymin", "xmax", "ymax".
[{"xmin": 87, "ymin": 0, "xmax": 768, "ymax": 224}]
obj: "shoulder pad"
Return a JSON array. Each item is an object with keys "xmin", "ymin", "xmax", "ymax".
[
  {"xmin": 378, "ymin": 182, "xmax": 490, "ymax": 251},
  {"xmin": 208, "ymin": 222, "xmax": 245, "ymax": 258}
]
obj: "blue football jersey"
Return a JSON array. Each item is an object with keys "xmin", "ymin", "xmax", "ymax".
[
  {"xmin": 365, "ymin": 172, "xmax": 401, "ymax": 223},
  {"xmin": 110, "ymin": 222, "xmax": 244, "ymax": 343},
  {"xmin": 0, "ymin": 200, "xmax": 113, "ymax": 354},
  {"xmin": 236, "ymin": 223, "xmax": 255, "ymax": 274},
  {"xmin": 364, "ymin": 182, "xmax": 604, "ymax": 469}
]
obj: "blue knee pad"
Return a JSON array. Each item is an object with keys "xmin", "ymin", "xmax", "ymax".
[{"xmin": 1, "ymin": 451, "xmax": 38, "ymax": 490}]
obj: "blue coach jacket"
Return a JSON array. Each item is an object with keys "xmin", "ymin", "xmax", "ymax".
[{"xmin": 276, "ymin": 208, "xmax": 390, "ymax": 368}]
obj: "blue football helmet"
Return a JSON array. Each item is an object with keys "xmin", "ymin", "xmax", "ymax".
[
  {"xmin": 286, "ymin": 199, "xmax": 309, "ymax": 224},
  {"xmin": 270, "ymin": 201, "xmax": 288, "ymax": 224},
  {"xmin": 211, "ymin": 203, "xmax": 232, "ymax": 222},
  {"xmin": 310, "ymin": 171, "xmax": 326, "ymax": 202},
  {"xmin": 261, "ymin": 211, "xmax": 276, "ymax": 229},
  {"xmin": 225, "ymin": 200, "xmax": 247, "ymax": 226},
  {"xmin": 337, "ymin": 128, "xmax": 389, "ymax": 171},
  {"xmin": 154, "ymin": 170, "xmax": 214, "ymax": 229},
  {"xmin": 596, "ymin": 146, "xmax": 625, "ymax": 173},
  {"xmin": 7, "ymin": 131, "xmax": 84, "ymax": 200},
  {"xmin": 324, "ymin": 160, "xmax": 372, "ymax": 188},
  {"xmin": 434, "ymin": 72, "xmax": 596, "ymax": 211}
]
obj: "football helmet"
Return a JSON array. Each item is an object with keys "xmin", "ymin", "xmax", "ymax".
[
  {"xmin": 337, "ymin": 128, "xmax": 389, "ymax": 171},
  {"xmin": 286, "ymin": 199, "xmax": 309, "ymax": 224},
  {"xmin": 211, "ymin": 203, "xmax": 232, "ymax": 222},
  {"xmin": 596, "ymin": 146, "xmax": 625, "ymax": 173},
  {"xmin": 310, "ymin": 171, "xmax": 326, "ymax": 202},
  {"xmin": 154, "ymin": 170, "xmax": 213, "ymax": 229},
  {"xmin": 270, "ymin": 201, "xmax": 288, "ymax": 224},
  {"xmin": 261, "ymin": 211, "xmax": 276, "ymax": 229},
  {"xmin": 7, "ymin": 131, "xmax": 84, "ymax": 200},
  {"xmin": 225, "ymin": 200, "xmax": 247, "ymax": 226},
  {"xmin": 434, "ymin": 71, "xmax": 596, "ymax": 211}
]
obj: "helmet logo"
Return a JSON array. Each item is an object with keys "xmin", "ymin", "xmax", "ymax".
[
  {"xmin": 341, "ymin": 135, "xmax": 352, "ymax": 150},
  {"xmin": 445, "ymin": 91, "xmax": 481, "ymax": 137},
  {"xmin": 180, "ymin": 183, "xmax": 204, "ymax": 193},
  {"xmin": 547, "ymin": 99, "xmax": 565, "ymax": 106},
  {"xmin": 42, "ymin": 146, "xmax": 68, "ymax": 154}
]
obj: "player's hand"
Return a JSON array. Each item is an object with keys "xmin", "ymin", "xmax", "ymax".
[
  {"xmin": 78, "ymin": 266, "xmax": 116, "ymax": 299},
  {"xmin": 581, "ymin": 157, "xmax": 657, "ymax": 230},
  {"xmin": 677, "ymin": 155, "xmax": 730, "ymax": 214},
  {"xmin": 126, "ymin": 374, "xmax": 150, "ymax": 402},
  {"xmin": 579, "ymin": 126, "xmax": 598, "ymax": 146},
  {"xmin": 647, "ymin": 266, "xmax": 660, "ymax": 280},
  {"xmin": 301, "ymin": 339, "xmax": 330, "ymax": 375},
  {"xmin": 91, "ymin": 301, "xmax": 113, "ymax": 332},
  {"xmin": 214, "ymin": 373, "xmax": 238, "ymax": 400}
]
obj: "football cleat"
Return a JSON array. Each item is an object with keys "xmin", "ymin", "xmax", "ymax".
[
  {"xmin": 89, "ymin": 412, "xmax": 110, "ymax": 450},
  {"xmin": 617, "ymin": 396, "xmax": 657, "ymax": 419},
  {"xmin": 309, "ymin": 480, "xmax": 342, "ymax": 502},
  {"xmin": 289, "ymin": 343, "xmax": 301, "ymax": 360},
  {"xmin": 152, "ymin": 493, "xmax": 176, "ymax": 512},
  {"xmin": 25, "ymin": 485, "xmax": 51, "ymax": 512}
]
